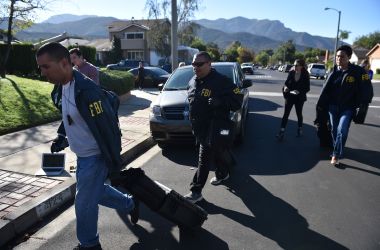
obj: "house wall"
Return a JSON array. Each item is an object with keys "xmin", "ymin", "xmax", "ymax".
[
  {"xmin": 368, "ymin": 47, "xmax": 380, "ymax": 72},
  {"xmin": 110, "ymin": 26, "xmax": 149, "ymax": 63}
]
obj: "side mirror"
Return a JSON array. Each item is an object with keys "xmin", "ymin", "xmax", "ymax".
[
  {"xmin": 158, "ymin": 83, "xmax": 164, "ymax": 91},
  {"xmin": 242, "ymin": 79, "xmax": 252, "ymax": 88}
]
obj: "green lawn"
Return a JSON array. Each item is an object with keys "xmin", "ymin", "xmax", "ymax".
[
  {"xmin": 373, "ymin": 73, "xmax": 380, "ymax": 80},
  {"xmin": 0, "ymin": 75, "xmax": 60, "ymax": 135}
]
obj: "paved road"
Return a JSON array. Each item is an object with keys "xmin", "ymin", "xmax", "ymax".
[{"xmin": 12, "ymin": 70, "xmax": 380, "ymax": 250}]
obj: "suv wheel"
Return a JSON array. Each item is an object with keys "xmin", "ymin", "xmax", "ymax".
[{"xmin": 235, "ymin": 108, "xmax": 247, "ymax": 145}]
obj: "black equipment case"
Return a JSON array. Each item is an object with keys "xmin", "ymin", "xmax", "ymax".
[{"xmin": 116, "ymin": 168, "xmax": 208, "ymax": 229}]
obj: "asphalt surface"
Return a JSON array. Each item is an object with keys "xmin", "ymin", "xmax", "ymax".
[{"xmin": 9, "ymin": 69, "xmax": 380, "ymax": 250}]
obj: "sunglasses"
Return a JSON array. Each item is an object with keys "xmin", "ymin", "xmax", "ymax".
[{"xmin": 192, "ymin": 61, "xmax": 208, "ymax": 67}]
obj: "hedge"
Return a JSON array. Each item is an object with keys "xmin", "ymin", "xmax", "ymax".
[
  {"xmin": 99, "ymin": 69, "xmax": 135, "ymax": 95},
  {"xmin": 0, "ymin": 43, "xmax": 37, "ymax": 76}
]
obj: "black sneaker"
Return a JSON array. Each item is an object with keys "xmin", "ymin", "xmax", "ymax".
[
  {"xmin": 73, "ymin": 243, "xmax": 102, "ymax": 250},
  {"xmin": 210, "ymin": 174, "xmax": 230, "ymax": 185},
  {"xmin": 184, "ymin": 192, "xmax": 203, "ymax": 203},
  {"xmin": 296, "ymin": 127, "xmax": 303, "ymax": 137},
  {"xmin": 276, "ymin": 130, "xmax": 285, "ymax": 141},
  {"xmin": 130, "ymin": 197, "xmax": 139, "ymax": 225}
]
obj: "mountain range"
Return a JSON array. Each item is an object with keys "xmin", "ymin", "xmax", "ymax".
[{"xmin": 1, "ymin": 15, "xmax": 335, "ymax": 51}]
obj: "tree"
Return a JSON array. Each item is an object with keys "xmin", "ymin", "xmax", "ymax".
[
  {"xmin": 224, "ymin": 41, "xmax": 241, "ymax": 62},
  {"xmin": 145, "ymin": 0, "xmax": 201, "ymax": 59},
  {"xmin": 273, "ymin": 40, "xmax": 296, "ymax": 64},
  {"xmin": 339, "ymin": 30, "xmax": 351, "ymax": 45},
  {"xmin": 109, "ymin": 36, "xmax": 123, "ymax": 63},
  {"xmin": 237, "ymin": 47, "xmax": 254, "ymax": 64},
  {"xmin": 190, "ymin": 37, "xmax": 206, "ymax": 51},
  {"xmin": 149, "ymin": 19, "xmax": 171, "ymax": 59},
  {"xmin": 206, "ymin": 42, "xmax": 220, "ymax": 61},
  {"xmin": 353, "ymin": 31, "xmax": 380, "ymax": 50},
  {"xmin": 0, "ymin": 0, "xmax": 50, "ymax": 78},
  {"xmin": 178, "ymin": 21, "xmax": 200, "ymax": 46},
  {"xmin": 256, "ymin": 51, "xmax": 270, "ymax": 66}
]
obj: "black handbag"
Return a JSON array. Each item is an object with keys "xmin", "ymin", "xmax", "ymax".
[
  {"xmin": 353, "ymin": 104, "xmax": 369, "ymax": 124},
  {"xmin": 207, "ymin": 118, "xmax": 235, "ymax": 147}
]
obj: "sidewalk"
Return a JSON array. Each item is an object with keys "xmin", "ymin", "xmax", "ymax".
[{"xmin": 0, "ymin": 89, "xmax": 159, "ymax": 247}]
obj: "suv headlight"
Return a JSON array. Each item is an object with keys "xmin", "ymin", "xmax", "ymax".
[{"xmin": 151, "ymin": 105, "xmax": 162, "ymax": 117}]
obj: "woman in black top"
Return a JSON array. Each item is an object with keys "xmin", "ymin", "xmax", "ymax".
[{"xmin": 277, "ymin": 59, "xmax": 310, "ymax": 141}]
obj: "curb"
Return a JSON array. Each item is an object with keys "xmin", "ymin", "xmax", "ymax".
[{"xmin": 0, "ymin": 134, "xmax": 156, "ymax": 247}]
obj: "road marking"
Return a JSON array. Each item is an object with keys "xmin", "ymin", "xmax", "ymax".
[
  {"xmin": 250, "ymin": 92, "xmax": 380, "ymax": 102},
  {"xmin": 251, "ymin": 75, "xmax": 272, "ymax": 79}
]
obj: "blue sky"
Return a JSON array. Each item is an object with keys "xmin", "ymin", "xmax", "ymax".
[{"xmin": 35, "ymin": 0, "xmax": 380, "ymax": 45}]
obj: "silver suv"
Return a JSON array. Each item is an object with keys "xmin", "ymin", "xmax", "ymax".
[
  {"xmin": 149, "ymin": 62, "xmax": 252, "ymax": 147},
  {"xmin": 308, "ymin": 63, "xmax": 326, "ymax": 79}
]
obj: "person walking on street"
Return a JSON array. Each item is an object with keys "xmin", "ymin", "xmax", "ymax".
[
  {"xmin": 184, "ymin": 51, "xmax": 243, "ymax": 203},
  {"xmin": 276, "ymin": 59, "xmax": 310, "ymax": 141},
  {"xmin": 317, "ymin": 45, "xmax": 373, "ymax": 165},
  {"xmin": 36, "ymin": 42, "xmax": 139, "ymax": 250},
  {"xmin": 360, "ymin": 59, "xmax": 374, "ymax": 80},
  {"xmin": 69, "ymin": 48, "xmax": 100, "ymax": 85},
  {"xmin": 137, "ymin": 61, "xmax": 145, "ymax": 89}
]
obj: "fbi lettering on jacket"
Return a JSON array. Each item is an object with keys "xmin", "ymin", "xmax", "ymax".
[
  {"xmin": 201, "ymin": 88, "xmax": 211, "ymax": 97},
  {"xmin": 89, "ymin": 101, "xmax": 103, "ymax": 116}
]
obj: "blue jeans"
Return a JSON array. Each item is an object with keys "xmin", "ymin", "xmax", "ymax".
[
  {"xmin": 75, "ymin": 155, "xmax": 134, "ymax": 247},
  {"xmin": 328, "ymin": 105, "xmax": 354, "ymax": 158}
]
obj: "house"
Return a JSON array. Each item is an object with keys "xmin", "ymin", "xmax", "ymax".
[
  {"xmin": 350, "ymin": 46, "xmax": 369, "ymax": 65},
  {"xmin": 366, "ymin": 43, "xmax": 380, "ymax": 73},
  {"xmin": 107, "ymin": 18, "xmax": 198, "ymax": 66},
  {"xmin": 108, "ymin": 18, "xmax": 165, "ymax": 65}
]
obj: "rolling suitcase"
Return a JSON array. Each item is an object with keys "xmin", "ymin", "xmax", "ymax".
[
  {"xmin": 117, "ymin": 168, "xmax": 166, "ymax": 211},
  {"xmin": 155, "ymin": 181, "xmax": 208, "ymax": 229},
  {"xmin": 116, "ymin": 168, "xmax": 208, "ymax": 229},
  {"xmin": 314, "ymin": 108, "xmax": 333, "ymax": 148}
]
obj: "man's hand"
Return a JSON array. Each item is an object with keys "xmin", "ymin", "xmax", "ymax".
[
  {"xmin": 283, "ymin": 86, "xmax": 290, "ymax": 92},
  {"xmin": 208, "ymin": 97, "xmax": 222, "ymax": 108},
  {"xmin": 51, "ymin": 135, "xmax": 69, "ymax": 153}
]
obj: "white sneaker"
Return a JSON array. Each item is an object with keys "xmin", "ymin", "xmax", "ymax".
[
  {"xmin": 184, "ymin": 192, "xmax": 203, "ymax": 203},
  {"xmin": 210, "ymin": 174, "xmax": 230, "ymax": 185}
]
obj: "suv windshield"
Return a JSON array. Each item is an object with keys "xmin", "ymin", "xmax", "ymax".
[
  {"xmin": 163, "ymin": 67, "xmax": 193, "ymax": 90},
  {"xmin": 311, "ymin": 64, "xmax": 325, "ymax": 69},
  {"xmin": 163, "ymin": 65, "xmax": 236, "ymax": 91}
]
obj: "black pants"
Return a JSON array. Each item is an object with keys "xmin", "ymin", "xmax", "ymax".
[
  {"xmin": 280, "ymin": 98, "xmax": 305, "ymax": 128},
  {"xmin": 137, "ymin": 77, "xmax": 144, "ymax": 88},
  {"xmin": 190, "ymin": 142, "xmax": 230, "ymax": 193}
]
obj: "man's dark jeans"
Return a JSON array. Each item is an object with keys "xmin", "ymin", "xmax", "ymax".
[{"xmin": 190, "ymin": 142, "xmax": 230, "ymax": 193}]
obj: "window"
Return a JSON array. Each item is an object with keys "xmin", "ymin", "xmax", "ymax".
[
  {"xmin": 125, "ymin": 32, "xmax": 144, "ymax": 39},
  {"xmin": 127, "ymin": 51, "xmax": 144, "ymax": 60}
]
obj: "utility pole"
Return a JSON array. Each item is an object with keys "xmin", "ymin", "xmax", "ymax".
[
  {"xmin": 325, "ymin": 7, "xmax": 341, "ymax": 66},
  {"xmin": 171, "ymin": 0, "xmax": 178, "ymax": 72}
]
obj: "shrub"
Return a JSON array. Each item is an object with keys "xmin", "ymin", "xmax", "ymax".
[
  {"xmin": 99, "ymin": 69, "xmax": 134, "ymax": 95},
  {"xmin": 0, "ymin": 43, "xmax": 37, "ymax": 76},
  {"xmin": 376, "ymin": 68, "xmax": 380, "ymax": 74}
]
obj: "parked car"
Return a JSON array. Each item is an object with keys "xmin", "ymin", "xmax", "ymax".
[
  {"xmin": 308, "ymin": 63, "xmax": 326, "ymax": 79},
  {"xmin": 283, "ymin": 64, "xmax": 293, "ymax": 73},
  {"xmin": 106, "ymin": 60, "xmax": 148, "ymax": 71},
  {"xmin": 128, "ymin": 67, "xmax": 170, "ymax": 88},
  {"xmin": 149, "ymin": 62, "xmax": 252, "ymax": 147},
  {"xmin": 241, "ymin": 63, "xmax": 254, "ymax": 75}
]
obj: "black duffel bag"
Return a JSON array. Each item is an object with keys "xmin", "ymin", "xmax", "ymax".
[{"xmin": 353, "ymin": 104, "xmax": 369, "ymax": 124}]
